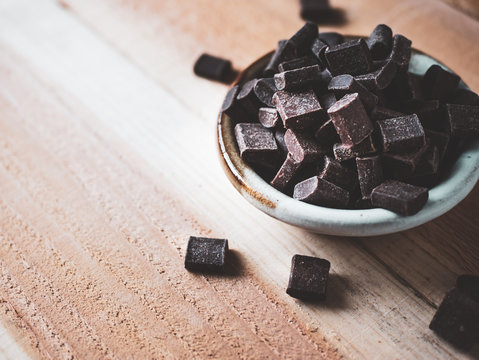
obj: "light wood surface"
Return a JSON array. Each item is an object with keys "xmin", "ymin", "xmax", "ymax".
[{"xmin": 0, "ymin": 0, "xmax": 478, "ymax": 359}]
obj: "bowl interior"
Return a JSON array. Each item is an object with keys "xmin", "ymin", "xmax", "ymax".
[{"xmin": 217, "ymin": 41, "xmax": 479, "ymax": 236}]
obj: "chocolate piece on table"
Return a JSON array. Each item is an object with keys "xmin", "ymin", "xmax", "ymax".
[
  {"xmin": 237, "ymin": 79, "xmax": 262, "ymax": 117},
  {"xmin": 356, "ymin": 155, "xmax": 384, "ymax": 199},
  {"xmin": 388, "ymin": 34, "xmax": 412, "ymax": 68},
  {"xmin": 423, "ymin": 64, "xmax": 460, "ymax": 101},
  {"xmin": 274, "ymin": 129, "xmax": 289, "ymax": 155},
  {"xmin": 450, "ymin": 88, "xmax": 479, "ymax": 106},
  {"xmin": 258, "ymin": 107, "xmax": 280, "ymax": 128},
  {"xmin": 319, "ymin": 155, "xmax": 358, "ymax": 192},
  {"xmin": 263, "ymin": 39, "xmax": 297, "ymax": 77},
  {"xmin": 254, "ymin": 78, "xmax": 277, "ymax": 107},
  {"xmin": 370, "ymin": 106, "xmax": 404, "ymax": 121},
  {"xmin": 371, "ymin": 180, "xmax": 428, "ymax": 215},
  {"xmin": 444, "ymin": 103, "xmax": 479, "ymax": 138},
  {"xmin": 273, "ymin": 89, "xmax": 324, "ymax": 129},
  {"xmin": 270, "ymin": 153, "xmax": 302, "ymax": 191},
  {"xmin": 429, "ymin": 288, "xmax": 479, "ymax": 351},
  {"xmin": 221, "ymin": 85, "xmax": 250, "ymax": 122},
  {"xmin": 333, "ymin": 136, "xmax": 377, "ymax": 162},
  {"xmin": 354, "ymin": 60, "xmax": 397, "ymax": 91},
  {"xmin": 328, "ymin": 93, "xmax": 374, "ymax": 146},
  {"xmin": 300, "ymin": 0, "xmax": 333, "ymax": 24},
  {"xmin": 315, "ymin": 119, "xmax": 340, "ymax": 148},
  {"xmin": 377, "ymin": 114, "xmax": 425, "ymax": 153},
  {"xmin": 456, "ymin": 275, "xmax": 479, "ymax": 302},
  {"xmin": 284, "ymin": 129, "xmax": 325, "ymax": 163},
  {"xmin": 288, "ymin": 22, "xmax": 319, "ymax": 56},
  {"xmin": 318, "ymin": 32, "xmax": 344, "ymax": 47},
  {"xmin": 318, "ymin": 92, "xmax": 337, "ymax": 110},
  {"xmin": 293, "ymin": 176, "xmax": 350, "ymax": 208},
  {"xmin": 274, "ymin": 64, "xmax": 322, "ymax": 91},
  {"xmin": 328, "ymin": 74, "xmax": 378, "ymax": 111},
  {"xmin": 185, "ymin": 236, "xmax": 228, "ymax": 272},
  {"xmin": 286, "ymin": 255, "xmax": 331, "ymax": 301},
  {"xmin": 425, "ymin": 129, "xmax": 450, "ymax": 159},
  {"xmin": 278, "ymin": 56, "xmax": 318, "ymax": 72},
  {"xmin": 311, "ymin": 38, "xmax": 328, "ymax": 65},
  {"xmin": 193, "ymin": 53, "xmax": 234, "ymax": 83},
  {"xmin": 382, "ymin": 142, "xmax": 429, "ymax": 180},
  {"xmin": 413, "ymin": 144, "xmax": 440, "ymax": 177},
  {"xmin": 325, "ymin": 39, "xmax": 373, "ymax": 76},
  {"xmin": 234, "ymin": 123, "xmax": 280, "ymax": 167},
  {"xmin": 367, "ymin": 24, "xmax": 393, "ymax": 60}
]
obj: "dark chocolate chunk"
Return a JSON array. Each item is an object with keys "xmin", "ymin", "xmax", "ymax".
[
  {"xmin": 406, "ymin": 100, "xmax": 443, "ymax": 131},
  {"xmin": 456, "ymin": 275, "xmax": 479, "ymax": 302},
  {"xmin": 278, "ymin": 56, "xmax": 318, "ymax": 72},
  {"xmin": 377, "ymin": 114, "xmax": 425, "ymax": 153},
  {"xmin": 254, "ymin": 78, "xmax": 278, "ymax": 107},
  {"xmin": 318, "ymin": 92, "xmax": 337, "ymax": 110},
  {"xmin": 193, "ymin": 54, "xmax": 234, "ymax": 83},
  {"xmin": 367, "ymin": 24, "xmax": 393, "ymax": 60},
  {"xmin": 284, "ymin": 129, "xmax": 325, "ymax": 163},
  {"xmin": 258, "ymin": 107, "xmax": 280, "ymax": 128},
  {"xmin": 319, "ymin": 156, "xmax": 358, "ymax": 192},
  {"xmin": 325, "ymin": 39, "xmax": 373, "ymax": 76},
  {"xmin": 450, "ymin": 89, "xmax": 479, "ymax": 106},
  {"xmin": 444, "ymin": 104, "xmax": 479, "ymax": 138},
  {"xmin": 386, "ymin": 70, "xmax": 424, "ymax": 105},
  {"xmin": 273, "ymin": 89, "xmax": 324, "ymax": 129},
  {"xmin": 286, "ymin": 255, "xmax": 330, "ymax": 301},
  {"xmin": 288, "ymin": 22, "xmax": 319, "ymax": 57},
  {"xmin": 423, "ymin": 64, "xmax": 460, "ymax": 101},
  {"xmin": 425, "ymin": 129, "xmax": 450, "ymax": 160},
  {"xmin": 237, "ymin": 79, "xmax": 262, "ymax": 117},
  {"xmin": 328, "ymin": 93, "xmax": 374, "ymax": 146},
  {"xmin": 234, "ymin": 123, "xmax": 280, "ymax": 167},
  {"xmin": 355, "ymin": 60, "xmax": 397, "ymax": 91},
  {"xmin": 185, "ymin": 236, "xmax": 228, "ymax": 272},
  {"xmin": 333, "ymin": 136, "xmax": 377, "ymax": 162},
  {"xmin": 388, "ymin": 34, "xmax": 412, "ymax": 69},
  {"xmin": 221, "ymin": 85, "xmax": 250, "ymax": 122},
  {"xmin": 413, "ymin": 144, "xmax": 440, "ymax": 177},
  {"xmin": 318, "ymin": 32, "xmax": 344, "ymax": 47},
  {"xmin": 371, "ymin": 180, "xmax": 428, "ymax": 215},
  {"xmin": 382, "ymin": 142, "xmax": 429, "ymax": 180},
  {"xmin": 370, "ymin": 106, "xmax": 404, "ymax": 121},
  {"xmin": 274, "ymin": 129, "xmax": 289, "ymax": 155},
  {"xmin": 356, "ymin": 156, "xmax": 384, "ymax": 199},
  {"xmin": 270, "ymin": 153, "xmax": 302, "ymax": 191},
  {"xmin": 274, "ymin": 65, "xmax": 322, "ymax": 91},
  {"xmin": 314, "ymin": 119, "xmax": 340, "ymax": 148},
  {"xmin": 293, "ymin": 176, "xmax": 350, "ymax": 208},
  {"xmin": 328, "ymin": 74, "xmax": 378, "ymax": 111},
  {"xmin": 429, "ymin": 288, "xmax": 479, "ymax": 351},
  {"xmin": 311, "ymin": 38, "xmax": 328, "ymax": 65},
  {"xmin": 264, "ymin": 40, "xmax": 297, "ymax": 76}
]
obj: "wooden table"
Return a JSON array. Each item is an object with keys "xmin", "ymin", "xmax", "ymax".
[{"xmin": 0, "ymin": 0, "xmax": 478, "ymax": 358}]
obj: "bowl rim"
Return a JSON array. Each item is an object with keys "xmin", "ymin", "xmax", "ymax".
[{"xmin": 217, "ymin": 42, "xmax": 479, "ymax": 236}]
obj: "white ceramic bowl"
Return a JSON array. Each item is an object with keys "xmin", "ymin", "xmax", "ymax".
[{"xmin": 217, "ymin": 44, "xmax": 479, "ymax": 236}]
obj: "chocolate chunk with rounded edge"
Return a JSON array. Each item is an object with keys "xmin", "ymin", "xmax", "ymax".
[
  {"xmin": 234, "ymin": 123, "xmax": 280, "ymax": 167},
  {"xmin": 450, "ymin": 89, "xmax": 479, "ymax": 106},
  {"xmin": 221, "ymin": 85, "xmax": 250, "ymax": 122},
  {"xmin": 382, "ymin": 142, "xmax": 430, "ymax": 180},
  {"xmin": 356, "ymin": 156, "xmax": 384, "ymax": 199},
  {"xmin": 274, "ymin": 129, "xmax": 289, "ymax": 155},
  {"xmin": 293, "ymin": 176, "xmax": 350, "ymax": 208},
  {"xmin": 270, "ymin": 153, "xmax": 302, "ymax": 191},
  {"xmin": 429, "ymin": 288, "xmax": 479, "ymax": 351},
  {"xmin": 185, "ymin": 236, "xmax": 228, "ymax": 272},
  {"xmin": 325, "ymin": 39, "xmax": 373, "ymax": 76},
  {"xmin": 425, "ymin": 129, "xmax": 450, "ymax": 159},
  {"xmin": 258, "ymin": 107, "xmax": 280, "ymax": 128},
  {"xmin": 318, "ymin": 32, "xmax": 344, "ymax": 47},
  {"xmin": 194, "ymin": 54, "xmax": 234, "ymax": 83},
  {"xmin": 264, "ymin": 40, "xmax": 297, "ymax": 77},
  {"xmin": 333, "ymin": 136, "xmax": 377, "ymax": 162},
  {"xmin": 287, "ymin": 255, "xmax": 330, "ymax": 301},
  {"xmin": 371, "ymin": 180, "xmax": 428, "ymax": 215},
  {"xmin": 355, "ymin": 60, "xmax": 397, "ymax": 91},
  {"xmin": 328, "ymin": 74, "xmax": 378, "ymax": 111},
  {"xmin": 254, "ymin": 78, "xmax": 277, "ymax": 107},
  {"xmin": 370, "ymin": 106, "xmax": 404, "ymax": 121},
  {"xmin": 367, "ymin": 24, "xmax": 393, "ymax": 60},
  {"xmin": 444, "ymin": 104, "xmax": 479, "ymax": 138},
  {"xmin": 377, "ymin": 114, "xmax": 425, "ymax": 153},
  {"xmin": 274, "ymin": 65, "xmax": 322, "ymax": 91},
  {"xmin": 328, "ymin": 93, "xmax": 374, "ymax": 146},
  {"xmin": 414, "ymin": 144, "xmax": 440, "ymax": 177},
  {"xmin": 423, "ymin": 64, "xmax": 460, "ymax": 101},
  {"xmin": 456, "ymin": 275, "xmax": 479, "ymax": 302},
  {"xmin": 311, "ymin": 38, "xmax": 328, "ymax": 65},
  {"xmin": 284, "ymin": 129, "xmax": 325, "ymax": 163},
  {"xmin": 237, "ymin": 79, "xmax": 262, "ymax": 117},
  {"xmin": 288, "ymin": 22, "xmax": 319, "ymax": 56},
  {"xmin": 278, "ymin": 57, "xmax": 318, "ymax": 72},
  {"xmin": 319, "ymin": 156, "xmax": 357, "ymax": 192},
  {"xmin": 273, "ymin": 89, "xmax": 324, "ymax": 129},
  {"xmin": 388, "ymin": 34, "xmax": 412, "ymax": 68},
  {"xmin": 315, "ymin": 119, "xmax": 340, "ymax": 148}
]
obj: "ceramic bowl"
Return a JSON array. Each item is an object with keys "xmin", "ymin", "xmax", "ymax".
[{"xmin": 217, "ymin": 43, "xmax": 479, "ymax": 236}]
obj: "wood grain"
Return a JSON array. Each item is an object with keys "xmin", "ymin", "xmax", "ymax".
[{"xmin": 0, "ymin": 0, "xmax": 477, "ymax": 359}]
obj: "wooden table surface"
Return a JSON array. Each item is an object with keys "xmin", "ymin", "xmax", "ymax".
[{"xmin": 0, "ymin": 0, "xmax": 478, "ymax": 359}]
